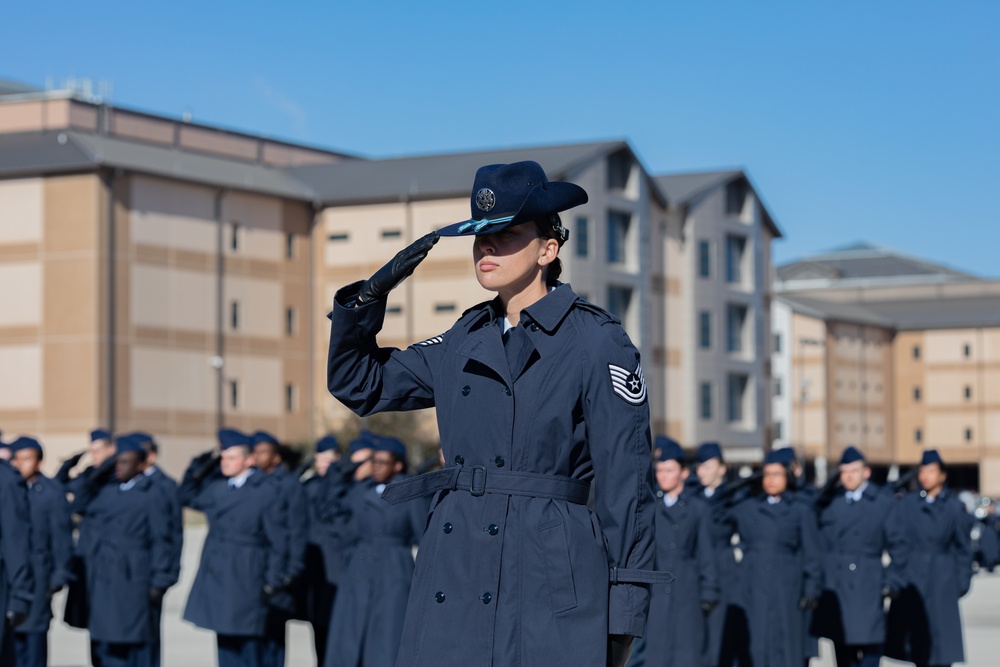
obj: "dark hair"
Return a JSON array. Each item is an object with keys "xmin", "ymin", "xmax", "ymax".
[{"xmin": 533, "ymin": 214, "xmax": 563, "ymax": 286}]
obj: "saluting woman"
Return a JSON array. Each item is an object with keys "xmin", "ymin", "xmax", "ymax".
[{"xmin": 326, "ymin": 161, "xmax": 661, "ymax": 667}]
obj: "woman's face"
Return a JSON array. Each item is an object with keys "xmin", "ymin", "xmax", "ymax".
[{"xmin": 473, "ymin": 223, "xmax": 556, "ymax": 296}]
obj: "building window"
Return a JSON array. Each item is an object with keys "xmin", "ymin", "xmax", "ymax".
[
  {"xmin": 774, "ymin": 421, "xmax": 783, "ymax": 439},
  {"xmin": 435, "ymin": 303, "xmax": 456, "ymax": 313},
  {"xmin": 725, "ymin": 234, "xmax": 746, "ymax": 283},
  {"xmin": 607, "ymin": 286, "xmax": 633, "ymax": 322},
  {"xmin": 774, "ymin": 377, "xmax": 783, "ymax": 397},
  {"xmin": 913, "ymin": 386, "xmax": 921, "ymax": 401},
  {"xmin": 386, "ymin": 305, "xmax": 402, "ymax": 315},
  {"xmin": 575, "ymin": 217, "xmax": 589, "ymax": 258},
  {"xmin": 915, "ymin": 428, "xmax": 922, "ymax": 443},
  {"xmin": 913, "ymin": 345, "xmax": 920, "ymax": 360},
  {"xmin": 285, "ymin": 307, "xmax": 296, "ymax": 336},
  {"xmin": 727, "ymin": 373, "xmax": 748, "ymax": 423},
  {"xmin": 607, "ymin": 211, "xmax": 631, "ymax": 264},
  {"xmin": 726, "ymin": 303, "xmax": 748, "ymax": 353},
  {"xmin": 230, "ymin": 223, "xmax": 241, "ymax": 251},
  {"xmin": 700, "ymin": 382, "xmax": 712, "ymax": 420},
  {"xmin": 286, "ymin": 384, "xmax": 297, "ymax": 413},
  {"xmin": 607, "ymin": 150, "xmax": 631, "ymax": 190},
  {"xmin": 285, "ymin": 233, "xmax": 295, "ymax": 259},
  {"xmin": 726, "ymin": 179, "xmax": 748, "ymax": 216},
  {"xmin": 699, "ymin": 311, "xmax": 712, "ymax": 349},
  {"xmin": 963, "ymin": 344, "xmax": 971, "ymax": 357},
  {"xmin": 228, "ymin": 379, "xmax": 239, "ymax": 409},
  {"xmin": 328, "ymin": 232, "xmax": 349, "ymax": 242},
  {"xmin": 230, "ymin": 301, "xmax": 240, "ymax": 330},
  {"xmin": 964, "ymin": 385, "xmax": 972, "ymax": 400},
  {"xmin": 381, "ymin": 229, "xmax": 402, "ymax": 239},
  {"xmin": 773, "ymin": 332, "xmax": 782, "ymax": 353},
  {"xmin": 698, "ymin": 240, "xmax": 711, "ymax": 278},
  {"xmin": 965, "ymin": 428, "xmax": 973, "ymax": 441}
]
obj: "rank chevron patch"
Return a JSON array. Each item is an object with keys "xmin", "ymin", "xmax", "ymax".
[
  {"xmin": 608, "ymin": 362, "xmax": 647, "ymax": 405},
  {"xmin": 415, "ymin": 334, "xmax": 444, "ymax": 347}
]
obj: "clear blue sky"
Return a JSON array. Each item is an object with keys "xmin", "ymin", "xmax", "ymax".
[{"xmin": 5, "ymin": 1, "xmax": 998, "ymax": 276}]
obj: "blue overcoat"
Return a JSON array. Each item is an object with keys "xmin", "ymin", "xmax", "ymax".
[
  {"xmin": 699, "ymin": 482, "xmax": 746, "ymax": 667},
  {"xmin": 18, "ymin": 474, "xmax": 73, "ymax": 634},
  {"xmin": 724, "ymin": 494, "xmax": 822, "ymax": 667},
  {"xmin": 641, "ymin": 491, "xmax": 718, "ymax": 667},
  {"xmin": 146, "ymin": 466, "xmax": 183, "ymax": 588},
  {"xmin": 0, "ymin": 460, "xmax": 34, "ymax": 655},
  {"xmin": 327, "ymin": 282, "xmax": 656, "ymax": 667},
  {"xmin": 73, "ymin": 474, "xmax": 177, "ymax": 644},
  {"xmin": 180, "ymin": 467, "xmax": 287, "ymax": 637},
  {"xmin": 323, "ymin": 476, "xmax": 427, "ymax": 667},
  {"xmin": 302, "ymin": 464, "xmax": 352, "ymax": 587},
  {"xmin": 885, "ymin": 488, "xmax": 973, "ymax": 666},
  {"xmin": 812, "ymin": 482, "xmax": 906, "ymax": 646},
  {"xmin": 263, "ymin": 466, "xmax": 308, "ymax": 615}
]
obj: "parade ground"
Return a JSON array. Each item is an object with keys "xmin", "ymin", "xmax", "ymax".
[{"xmin": 45, "ymin": 526, "xmax": 999, "ymax": 667}]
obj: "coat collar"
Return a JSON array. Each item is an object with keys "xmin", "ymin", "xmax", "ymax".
[{"xmin": 521, "ymin": 283, "xmax": 578, "ymax": 334}]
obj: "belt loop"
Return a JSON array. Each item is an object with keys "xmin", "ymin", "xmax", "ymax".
[
  {"xmin": 469, "ymin": 465, "xmax": 487, "ymax": 496},
  {"xmin": 447, "ymin": 464, "xmax": 462, "ymax": 491},
  {"xmin": 609, "ymin": 566, "xmax": 619, "ymax": 585}
]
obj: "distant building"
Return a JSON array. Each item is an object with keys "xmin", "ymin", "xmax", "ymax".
[{"xmin": 772, "ymin": 243, "xmax": 1000, "ymax": 493}]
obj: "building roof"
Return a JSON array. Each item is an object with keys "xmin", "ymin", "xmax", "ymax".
[
  {"xmin": 777, "ymin": 291, "xmax": 1000, "ymax": 331},
  {"xmin": 654, "ymin": 169, "xmax": 783, "ymax": 239},
  {"xmin": 290, "ymin": 140, "xmax": 667, "ymax": 207},
  {"xmin": 0, "ymin": 78, "xmax": 39, "ymax": 96},
  {"xmin": 0, "ymin": 130, "xmax": 319, "ymax": 200},
  {"xmin": 777, "ymin": 242, "xmax": 975, "ymax": 284}
]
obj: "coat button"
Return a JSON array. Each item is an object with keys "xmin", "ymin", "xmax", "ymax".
[
  {"xmin": 481, "ymin": 592, "xmax": 492, "ymax": 604},
  {"xmin": 443, "ymin": 522, "xmax": 453, "ymax": 534},
  {"xmin": 503, "ymin": 387, "xmax": 511, "ymax": 396},
  {"xmin": 494, "ymin": 456, "xmax": 505, "ymax": 468},
  {"xmin": 487, "ymin": 524, "xmax": 499, "ymax": 536},
  {"xmin": 849, "ymin": 563, "xmax": 857, "ymax": 571},
  {"xmin": 462, "ymin": 386, "xmax": 471, "ymax": 396},
  {"xmin": 435, "ymin": 592, "xmax": 445, "ymax": 603},
  {"xmin": 530, "ymin": 323, "xmax": 539, "ymax": 332},
  {"xmin": 455, "ymin": 455, "xmax": 465, "ymax": 465}
]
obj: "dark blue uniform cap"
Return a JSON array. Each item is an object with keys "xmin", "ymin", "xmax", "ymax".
[
  {"xmin": 218, "ymin": 428, "xmax": 252, "ymax": 450},
  {"xmin": 654, "ymin": 436, "xmax": 685, "ymax": 463},
  {"xmin": 839, "ymin": 445, "xmax": 865, "ymax": 465},
  {"xmin": 315, "ymin": 435, "xmax": 340, "ymax": 454},
  {"xmin": 921, "ymin": 449, "xmax": 943, "ymax": 466},
  {"xmin": 90, "ymin": 428, "xmax": 111, "ymax": 443},
  {"xmin": 372, "ymin": 435, "xmax": 407, "ymax": 460},
  {"xmin": 436, "ymin": 161, "xmax": 587, "ymax": 239},
  {"xmin": 115, "ymin": 434, "xmax": 146, "ymax": 457},
  {"xmin": 348, "ymin": 430, "xmax": 378, "ymax": 455},
  {"xmin": 130, "ymin": 431, "xmax": 154, "ymax": 446},
  {"xmin": 10, "ymin": 436, "xmax": 43, "ymax": 455},
  {"xmin": 251, "ymin": 430, "xmax": 280, "ymax": 448},
  {"xmin": 764, "ymin": 448, "xmax": 794, "ymax": 466},
  {"xmin": 696, "ymin": 442, "xmax": 723, "ymax": 463}
]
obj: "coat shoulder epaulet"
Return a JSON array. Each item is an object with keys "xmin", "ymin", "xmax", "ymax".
[
  {"xmin": 573, "ymin": 299, "xmax": 621, "ymax": 325},
  {"xmin": 460, "ymin": 299, "xmax": 494, "ymax": 321}
]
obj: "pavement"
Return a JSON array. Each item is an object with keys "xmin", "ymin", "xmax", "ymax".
[{"xmin": 49, "ymin": 526, "xmax": 1000, "ymax": 666}]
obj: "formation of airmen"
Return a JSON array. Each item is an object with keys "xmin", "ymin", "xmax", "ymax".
[{"xmin": 0, "ymin": 425, "xmax": 988, "ymax": 667}]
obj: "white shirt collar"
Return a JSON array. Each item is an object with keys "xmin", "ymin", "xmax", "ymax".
[
  {"xmin": 228, "ymin": 469, "xmax": 254, "ymax": 489},
  {"xmin": 663, "ymin": 494, "xmax": 680, "ymax": 508},
  {"xmin": 119, "ymin": 476, "xmax": 141, "ymax": 492},
  {"xmin": 143, "ymin": 466, "xmax": 157, "ymax": 477},
  {"xmin": 767, "ymin": 495, "xmax": 781, "ymax": 505},
  {"xmin": 375, "ymin": 483, "xmax": 387, "ymax": 496},
  {"xmin": 845, "ymin": 481, "xmax": 869, "ymax": 502},
  {"xmin": 703, "ymin": 487, "xmax": 715, "ymax": 498}
]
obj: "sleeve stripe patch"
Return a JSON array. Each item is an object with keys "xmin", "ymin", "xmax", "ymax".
[
  {"xmin": 415, "ymin": 335, "xmax": 444, "ymax": 347},
  {"xmin": 609, "ymin": 362, "xmax": 647, "ymax": 405}
]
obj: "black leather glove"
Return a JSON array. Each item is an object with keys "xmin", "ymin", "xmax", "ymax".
[
  {"xmin": 798, "ymin": 595, "xmax": 819, "ymax": 611},
  {"xmin": 148, "ymin": 587, "xmax": 165, "ymax": 606},
  {"xmin": 262, "ymin": 584, "xmax": 283, "ymax": 604},
  {"xmin": 5, "ymin": 610, "xmax": 27, "ymax": 628},
  {"xmin": 606, "ymin": 634, "xmax": 634, "ymax": 667},
  {"xmin": 65, "ymin": 451, "xmax": 86, "ymax": 468},
  {"xmin": 192, "ymin": 451, "xmax": 221, "ymax": 484},
  {"xmin": 355, "ymin": 231, "xmax": 439, "ymax": 305},
  {"xmin": 701, "ymin": 599, "xmax": 719, "ymax": 614}
]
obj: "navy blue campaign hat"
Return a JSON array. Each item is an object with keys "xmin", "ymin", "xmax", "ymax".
[
  {"xmin": 90, "ymin": 428, "xmax": 111, "ymax": 443},
  {"xmin": 315, "ymin": 435, "xmax": 340, "ymax": 454},
  {"xmin": 437, "ymin": 161, "xmax": 587, "ymax": 240},
  {"xmin": 696, "ymin": 442, "xmax": 723, "ymax": 464},
  {"xmin": 10, "ymin": 436, "xmax": 43, "ymax": 455},
  {"xmin": 921, "ymin": 449, "xmax": 943, "ymax": 466},
  {"xmin": 218, "ymin": 428, "xmax": 252, "ymax": 451},
  {"xmin": 251, "ymin": 430, "xmax": 280, "ymax": 448},
  {"xmin": 115, "ymin": 434, "xmax": 147, "ymax": 457},
  {"xmin": 839, "ymin": 445, "xmax": 865, "ymax": 465},
  {"xmin": 654, "ymin": 436, "xmax": 685, "ymax": 463},
  {"xmin": 371, "ymin": 435, "xmax": 407, "ymax": 460}
]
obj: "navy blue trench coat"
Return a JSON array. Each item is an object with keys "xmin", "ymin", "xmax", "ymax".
[
  {"xmin": 264, "ymin": 466, "xmax": 308, "ymax": 615},
  {"xmin": 885, "ymin": 488, "xmax": 973, "ymax": 666},
  {"xmin": 723, "ymin": 494, "xmax": 822, "ymax": 667},
  {"xmin": 324, "ymin": 476, "xmax": 427, "ymax": 667},
  {"xmin": 641, "ymin": 491, "xmax": 718, "ymax": 667},
  {"xmin": 72, "ymin": 474, "xmax": 177, "ymax": 644},
  {"xmin": 327, "ymin": 282, "xmax": 656, "ymax": 667},
  {"xmin": 180, "ymin": 466, "xmax": 288, "ymax": 637},
  {"xmin": 18, "ymin": 474, "xmax": 73, "ymax": 634},
  {"xmin": 0, "ymin": 461, "xmax": 34, "ymax": 656},
  {"xmin": 812, "ymin": 483, "xmax": 906, "ymax": 646},
  {"xmin": 699, "ymin": 482, "xmax": 746, "ymax": 667}
]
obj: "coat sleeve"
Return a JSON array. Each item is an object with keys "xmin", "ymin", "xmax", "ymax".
[
  {"xmin": 0, "ymin": 470, "xmax": 34, "ymax": 614},
  {"xmin": 953, "ymin": 502, "xmax": 974, "ymax": 597},
  {"xmin": 281, "ymin": 475, "xmax": 309, "ymax": 586},
  {"xmin": 147, "ymin": 488, "xmax": 176, "ymax": 591},
  {"xmin": 882, "ymin": 495, "xmax": 908, "ymax": 592},
  {"xmin": 178, "ymin": 459, "xmax": 221, "ymax": 511},
  {"xmin": 581, "ymin": 323, "xmax": 655, "ymax": 637},
  {"xmin": 262, "ymin": 486, "xmax": 290, "ymax": 590},
  {"xmin": 798, "ymin": 501, "xmax": 823, "ymax": 599},
  {"xmin": 47, "ymin": 480, "xmax": 75, "ymax": 589},
  {"xmin": 327, "ymin": 281, "xmax": 442, "ymax": 416},
  {"xmin": 696, "ymin": 502, "xmax": 720, "ymax": 605},
  {"xmin": 155, "ymin": 481, "xmax": 184, "ymax": 589}
]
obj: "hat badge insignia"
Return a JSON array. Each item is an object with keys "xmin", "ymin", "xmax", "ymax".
[{"xmin": 476, "ymin": 188, "xmax": 496, "ymax": 212}]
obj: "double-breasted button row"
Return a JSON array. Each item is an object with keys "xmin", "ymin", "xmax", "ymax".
[{"xmin": 433, "ymin": 591, "xmax": 493, "ymax": 605}]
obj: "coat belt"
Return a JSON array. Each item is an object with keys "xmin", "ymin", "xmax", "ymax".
[{"xmin": 381, "ymin": 465, "xmax": 591, "ymax": 505}]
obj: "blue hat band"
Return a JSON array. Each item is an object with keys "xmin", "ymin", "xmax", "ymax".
[{"xmin": 456, "ymin": 214, "xmax": 516, "ymax": 235}]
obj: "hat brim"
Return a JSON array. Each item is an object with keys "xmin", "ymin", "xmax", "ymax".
[{"xmin": 438, "ymin": 181, "xmax": 587, "ymax": 237}]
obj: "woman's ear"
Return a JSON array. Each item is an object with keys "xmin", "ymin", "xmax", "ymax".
[{"xmin": 537, "ymin": 238, "xmax": 559, "ymax": 267}]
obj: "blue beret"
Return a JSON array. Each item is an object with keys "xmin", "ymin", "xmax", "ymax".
[
  {"xmin": 839, "ymin": 446, "xmax": 865, "ymax": 465},
  {"xmin": 921, "ymin": 449, "xmax": 943, "ymax": 466},
  {"xmin": 218, "ymin": 428, "xmax": 252, "ymax": 450},
  {"xmin": 654, "ymin": 436, "xmax": 685, "ymax": 463},
  {"xmin": 372, "ymin": 435, "xmax": 407, "ymax": 460},
  {"xmin": 251, "ymin": 430, "xmax": 280, "ymax": 448},
  {"xmin": 696, "ymin": 442, "xmax": 723, "ymax": 463},
  {"xmin": 90, "ymin": 428, "xmax": 111, "ymax": 442},
  {"xmin": 315, "ymin": 435, "xmax": 340, "ymax": 454},
  {"xmin": 115, "ymin": 434, "xmax": 146, "ymax": 457},
  {"xmin": 10, "ymin": 436, "xmax": 43, "ymax": 455}
]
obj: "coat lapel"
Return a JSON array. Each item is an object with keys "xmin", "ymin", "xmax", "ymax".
[{"xmin": 456, "ymin": 318, "xmax": 512, "ymax": 388}]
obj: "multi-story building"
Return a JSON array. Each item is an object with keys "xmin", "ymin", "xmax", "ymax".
[{"xmin": 772, "ymin": 243, "xmax": 1000, "ymax": 492}]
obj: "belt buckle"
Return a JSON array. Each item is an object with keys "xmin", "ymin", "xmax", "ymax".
[{"xmin": 469, "ymin": 465, "xmax": 487, "ymax": 497}]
